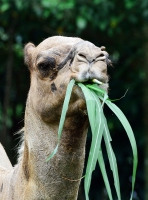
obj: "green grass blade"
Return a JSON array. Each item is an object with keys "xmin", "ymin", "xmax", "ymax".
[
  {"xmin": 104, "ymin": 100, "xmax": 138, "ymax": 200},
  {"xmin": 85, "ymin": 91, "xmax": 105, "ymax": 199},
  {"xmin": 98, "ymin": 148, "xmax": 113, "ymax": 200},
  {"xmin": 85, "ymin": 90, "xmax": 114, "ymax": 199},
  {"xmin": 103, "ymin": 116, "xmax": 121, "ymax": 200},
  {"xmin": 101, "ymin": 90, "xmax": 108, "ymax": 108},
  {"xmin": 86, "ymin": 83, "xmax": 138, "ymax": 199},
  {"xmin": 78, "ymin": 83, "xmax": 96, "ymax": 132},
  {"xmin": 86, "ymin": 84, "xmax": 105, "ymax": 96},
  {"xmin": 84, "ymin": 108, "xmax": 104, "ymax": 200},
  {"xmin": 46, "ymin": 144, "xmax": 59, "ymax": 162},
  {"xmin": 57, "ymin": 79, "xmax": 75, "ymax": 139},
  {"xmin": 86, "ymin": 84, "xmax": 120, "ymax": 102},
  {"xmin": 78, "ymin": 84, "xmax": 104, "ymax": 200},
  {"xmin": 86, "ymin": 84, "xmax": 121, "ymax": 199},
  {"xmin": 46, "ymin": 79, "xmax": 75, "ymax": 161}
]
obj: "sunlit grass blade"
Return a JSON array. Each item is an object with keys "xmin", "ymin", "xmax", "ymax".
[
  {"xmin": 104, "ymin": 100, "xmax": 138, "ymax": 200},
  {"xmin": 89, "ymin": 90, "xmax": 121, "ymax": 200},
  {"xmin": 86, "ymin": 84, "xmax": 124, "ymax": 102},
  {"xmin": 101, "ymin": 89, "xmax": 108, "ymax": 108},
  {"xmin": 77, "ymin": 83, "xmax": 96, "ymax": 133},
  {"xmin": 86, "ymin": 84, "xmax": 105, "ymax": 96},
  {"xmin": 57, "ymin": 79, "xmax": 75, "ymax": 139},
  {"xmin": 78, "ymin": 83, "xmax": 104, "ymax": 200},
  {"xmin": 86, "ymin": 83, "xmax": 138, "ymax": 199},
  {"xmin": 98, "ymin": 148, "xmax": 113, "ymax": 200},
  {"xmin": 46, "ymin": 79, "xmax": 75, "ymax": 161},
  {"xmin": 46, "ymin": 144, "xmax": 59, "ymax": 162},
  {"xmin": 103, "ymin": 116, "xmax": 121, "ymax": 200},
  {"xmin": 84, "ymin": 106, "xmax": 104, "ymax": 200}
]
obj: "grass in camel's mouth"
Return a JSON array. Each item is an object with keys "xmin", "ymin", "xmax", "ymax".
[
  {"xmin": 92, "ymin": 78, "xmax": 103, "ymax": 85},
  {"xmin": 46, "ymin": 79, "xmax": 138, "ymax": 200}
]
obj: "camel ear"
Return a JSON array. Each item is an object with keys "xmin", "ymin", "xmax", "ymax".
[{"xmin": 24, "ymin": 43, "xmax": 35, "ymax": 69}]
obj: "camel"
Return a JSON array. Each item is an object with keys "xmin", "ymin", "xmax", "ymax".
[{"xmin": 0, "ymin": 36, "xmax": 110, "ymax": 200}]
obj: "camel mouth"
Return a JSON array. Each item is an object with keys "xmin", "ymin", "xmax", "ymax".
[
  {"xmin": 73, "ymin": 76, "xmax": 108, "ymax": 86},
  {"xmin": 73, "ymin": 78, "xmax": 107, "ymax": 91},
  {"xmin": 72, "ymin": 70, "xmax": 108, "ymax": 84},
  {"xmin": 73, "ymin": 78, "xmax": 109, "ymax": 94},
  {"xmin": 75, "ymin": 79, "xmax": 104, "ymax": 85}
]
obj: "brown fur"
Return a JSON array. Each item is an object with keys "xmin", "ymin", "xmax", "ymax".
[{"xmin": 0, "ymin": 36, "xmax": 109, "ymax": 200}]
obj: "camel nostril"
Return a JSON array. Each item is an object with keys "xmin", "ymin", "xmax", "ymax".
[
  {"xmin": 77, "ymin": 53, "xmax": 88, "ymax": 63},
  {"xmin": 77, "ymin": 52, "xmax": 106, "ymax": 63},
  {"xmin": 96, "ymin": 53, "xmax": 106, "ymax": 61},
  {"xmin": 99, "ymin": 53, "xmax": 105, "ymax": 57},
  {"xmin": 78, "ymin": 53, "xmax": 86, "ymax": 59},
  {"xmin": 78, "ymin": 53, "xmax": 96, "ymax": 63}
]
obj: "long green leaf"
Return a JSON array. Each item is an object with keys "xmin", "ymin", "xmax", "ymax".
[
  {"xmin": 86, "ymin": 84, "xmax": 105, "ymax": 96},
  {"xmin": 78, "ymin": 83, "xmax": 104, "ymax": 200},
  {"xmin": 78, "ymin": 83, "xmax": 96, "ymax": 133},
  {"xmin": 57, "ymin": 79, "xmax": 75, "ymax": 139},
  {"xmin": 103, "ymin": 116, "xmax": 121, "ymax": 200},
  {"xmin": 79, "ymin": 83, "xmax": 121, "ymax": 200},
  {"xmin": 87, "ymin": 83, "xmax": 137, "ymax": 199},
  {"xmin": 46, "ymin": 79, "xmax": 75, "ymax": 161},
  {"xmin": 86, "ymin": 83, "xmax": 122, "ymax": 102},
  {"xmin": 98, "ymin": 148, "xmax": 113, "ymax": 200},
  {"xmin": 89, "ymin": 90, "xmax": 119, "ymax": 200},
  {"xmin": 46, "ymin": 144, "xmax": 59, "ymax": 162},
  {"xmin": 86, "ymin": 83, "xmax": 138, "ymax": 200},
  {"xmin": 104, "ymin": 100, "xmax": 138, "ymax": 200}
]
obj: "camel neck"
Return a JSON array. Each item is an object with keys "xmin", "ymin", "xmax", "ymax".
[{"xmin": 21, "ymin": 102, "xmax": 88, "ymax": 199}]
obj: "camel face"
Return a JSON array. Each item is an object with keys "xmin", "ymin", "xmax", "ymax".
[
  {"xmin": 0, "ymin": 36, "xmax": 111, "ymax": 200},
  {"xmin": 24, "ymin": 36, "xmax": 109, "ymax": 123},
  {"xmin": 69, "ymin": 41, "xmax": 109, "ymax": 84}
]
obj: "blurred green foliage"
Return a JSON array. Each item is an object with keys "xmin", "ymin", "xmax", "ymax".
[{"xmin": 0, "ymin": 0, "xmax": 148, "ymax": 199}]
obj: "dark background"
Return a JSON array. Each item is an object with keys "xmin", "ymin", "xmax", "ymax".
[{"xmin": 0, "ymin": 0, "xmax": 148, "ymax": 199}]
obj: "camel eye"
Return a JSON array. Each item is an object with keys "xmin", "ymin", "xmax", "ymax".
[
  {"xmin": 37, "ymin": 57, "xmax": 56, "ymax": 78},
  {"xmin": 37, "ymin": 57, "xmax": 56, "ymax": 71},
  {"xmin": 38, "ymin": 62, "xmax": 49, "ymax": 71}
]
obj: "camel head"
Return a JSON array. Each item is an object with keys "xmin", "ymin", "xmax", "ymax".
[
  {"xmin": 0, "ymin": 36, "xmax": 111, "ymax": 200},
  {"xmin": 24, "ymin": 36, "xmax": 110, "ymax": 123}
]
